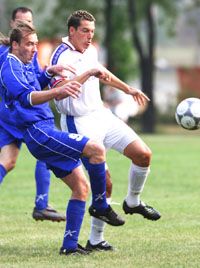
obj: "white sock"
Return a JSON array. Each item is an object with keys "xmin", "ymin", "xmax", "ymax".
[
  {"xmin": 125, "ymin": 163, "xmax": 150, "ymax": 207},
  {"xmin": 89, "ymin": 197, "xmax": 111, "ymax": 245}
]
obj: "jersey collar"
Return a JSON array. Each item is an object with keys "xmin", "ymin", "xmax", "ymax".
[
  {"xmin": 8, "ymin": 53, "xmax": 32, "ymax": 66},
  {"xmin": 62, "ymin": 36, "xmax": 76, "ymax": 51}
]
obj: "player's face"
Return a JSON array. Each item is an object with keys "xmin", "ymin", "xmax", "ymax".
[
  {"xmin": 10, "ymin": 11, "xmax": 33, "ymax": 27},
  {"xmin": 69, "ymin": 20, "xmax": 95, "ymax": 53},
  {"xmin": 14, "ymin": 33, "xmax": 38, "ymax": 64}
]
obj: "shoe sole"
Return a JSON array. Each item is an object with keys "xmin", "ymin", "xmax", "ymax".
[
  {"xmin": 90, "ymin": 214, "xmax": 125, "ymax": 226},
  {"xmin": 124, "ymin": 209, "xmax": 161, "ymax": 221},
  {"xmin": 86, "ymin": 246, "xmax": 114, "ymax": 252},
  {"xmin": 33, "ymin": 217, "xmax": 65, "ymax": 222},
  {"xmin": 123, "ymin": 203, "xmax": 161, "ymax": 221},
  {"xmin": 33, "ymin": 214, "xmax": 66, "ymax": 222}
]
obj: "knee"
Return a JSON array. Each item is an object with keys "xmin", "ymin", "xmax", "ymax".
[
  {"xmin": 86, "ymin": 141, "xmax": 106, "ymax": 163},
  {"xmin": 133, "ymin": 148, "xmax": 152, "ymax": 167},
  {"xmin": 141, "ymin": 149, "xmax": 152, "ymax": 166},
  {"xmin": 4, "ymin": 159, "xmax": 16, "ymax": 172}
]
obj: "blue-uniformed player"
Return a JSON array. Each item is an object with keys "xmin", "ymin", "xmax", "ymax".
[
  {"xmin": 0, "ymin": 7, "xmax": 66, "ymax": 222},
  {"xmin": 0, "ymin": 21, "xmax": 124, "ymax": 255}
]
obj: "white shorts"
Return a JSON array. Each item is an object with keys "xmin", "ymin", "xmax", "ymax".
[{"xmin": 60, "ymin": 107, "xmax": 139, "ymax": 154}]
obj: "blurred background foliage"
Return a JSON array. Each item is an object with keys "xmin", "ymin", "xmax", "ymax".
[{"xmin": 0, "ymin": 0, "xmax": 199, "ymax": 133}]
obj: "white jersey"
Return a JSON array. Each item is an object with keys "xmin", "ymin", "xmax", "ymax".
[
  {"xmin": 51, "ymin": 37, "xmax": 139, "ymax": 154},
  {"xmin": 50, "ymin": 37, "xmax": 103, "ymax": 116}
]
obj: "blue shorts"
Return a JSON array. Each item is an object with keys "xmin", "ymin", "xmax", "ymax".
[
  {"xmin": 23, "ymin": 120, "xmax": 89, "ymax": 178},
  {"xmin": 0, "ymin": 124, "xmax": 23, "ymax": 149}
]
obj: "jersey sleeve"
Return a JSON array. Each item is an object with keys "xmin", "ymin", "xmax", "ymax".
[
  {"xmin": 49, "ymin": 44, "xmax": 73, "ymax": 88},
  {"xmin": 1, "ymin": 58, "xmax": 36, "ymax": 107}
]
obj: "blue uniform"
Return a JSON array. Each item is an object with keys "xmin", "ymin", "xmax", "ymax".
[
  {"xmin": 0, "ymin": 45, "xmax": 45, "ymax": 148},
  {"xmin": 0, "ymin": 49, "xmax": 110, "ymax": 253},
  {"xmin": 0, "ymin": 45, "xmax": 54, "ymax": 210},
  {"xmin": 0, "ymin": 53, "xmax": 88, "ymax": 178},
  {"xmin": 0, "ymin": 45, "xmax": 22, "ymax": 147}
]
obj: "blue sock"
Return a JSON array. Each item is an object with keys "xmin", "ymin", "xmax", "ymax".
[
  {"xmin": 0, "ymin": 164, "xmax": 7, "ymax": 184},
  {"xmin": 34, "ymin": 160, "xmax": 51, "ymax": 210},
  {"xmin": 62, "ymin": 199, "xmax": 85, "ymax": 250},
  {"xmin": 87, "ymin": 162, "xmax": 108, "ymax": 211}
]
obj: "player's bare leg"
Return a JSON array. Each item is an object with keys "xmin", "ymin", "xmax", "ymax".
[
  {"xmin": 123, "ymin": 139, "xmax": 161, "ymax": 221},
  {"xmin": 0, "ymin": 143, "xmax": 19, "ymax": 172}
]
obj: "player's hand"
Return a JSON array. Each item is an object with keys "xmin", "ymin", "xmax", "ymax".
[
  {"xmin": 128, "ymin": 87, "xmax": 150, "ymax": 106},
  {"xmin": 46, "ymin": 64, "xmax": 76, "ymax": 77},
  {"xmin": 55, "ymin": 81, "xmax": 82, "ymax": 100}
]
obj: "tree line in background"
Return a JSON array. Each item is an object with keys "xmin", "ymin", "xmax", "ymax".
[{"xmin": 2, "ymin": 0, "xmax": 197, "ymax": 132}]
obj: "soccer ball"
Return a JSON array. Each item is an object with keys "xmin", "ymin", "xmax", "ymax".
[{"xmin": 175, "ymin": 98, "xmax": 200, "ymax": 130}]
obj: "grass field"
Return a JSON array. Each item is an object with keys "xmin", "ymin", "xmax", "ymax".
[{"xmin": 1, "ymin": 131, "xmax": 200, "ymax": 268}]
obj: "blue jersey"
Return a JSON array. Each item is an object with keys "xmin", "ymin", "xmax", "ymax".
[
  {"xmin": 0, "ymin": 45, "xmax": 49, "ymax": 139},
  {"xmin": 0, "ymin": 45, "xmax": 43, "ymax": 98},
  {"xmin": 0, "ymin": 45, "xmax": 9, "ymax": 69},
  {"xmin": 0, "ymin": 53, "xmax": 54, "ymax": 131},
  {"xmin": 0, "ymin": 52, "xmax": 88, "ymax": 178}
]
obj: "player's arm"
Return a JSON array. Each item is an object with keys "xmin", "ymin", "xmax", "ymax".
[
  {"xmin": 98, "ymin": 65, "xmax": 150, "ymax": 106},
  {"xmin": 38, "ymin": 64, "xmax": 77, "ymax": 90},
  {"xmin": 1, "ymin": 62, "xmax": 81, "ymax": 106},
  {"xmin": 30, "ymin": 81, "xmax": 81, "ymax": 105},
  {"xmin": 51, "ymin": 68, "xmax": 105, "ymax": 88}
]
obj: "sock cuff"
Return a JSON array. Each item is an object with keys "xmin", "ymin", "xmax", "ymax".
[
  {"xmin": 68, "ymin": 199, "xmax": 86, "ymax": 212},
  {"xmin": 106, "ymin": 197, "xmax": 111, "ymax": 205},
  {"xmin": 88, "ymin": 162, "xmax": 105, "ymax": 172},
  {"xmin": 131, "ymin": 163, "xmax": 150, "ymax": 173}
]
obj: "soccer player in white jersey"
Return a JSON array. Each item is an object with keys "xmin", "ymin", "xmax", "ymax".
[{"xmin": 50, "ymin": 10, "xmax": 161, "ymax": 251}]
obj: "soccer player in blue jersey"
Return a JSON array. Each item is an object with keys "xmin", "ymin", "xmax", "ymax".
[
  {"xmin": 0, "ymin": 7, "xmax": 66, "ymax": 222},
  {"xmin": 0, "ymin": 21, "xmax": 124, "ymax": 255},
  {"xmin": 50, "ymin": 10, "xmax": 161, "ymax": 251}
]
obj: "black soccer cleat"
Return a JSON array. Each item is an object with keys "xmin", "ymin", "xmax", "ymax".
[
  {"xmin": 59, "ymin": 244, "xmax": 90, "ymax": 256},
  {"xmin": 86, "ymin": 240, "xmax": 114, "ymax": 251},
  {"xmin": 89, "ymin": 205, "xmax": 125, "ymax": 226},
  {"xmin": 32, "ymin": 205, "xmax": 66, "ymax": 222},
  {"xmin": 123, "ymin": 200, "xmax": 161, "ymax": 221}
]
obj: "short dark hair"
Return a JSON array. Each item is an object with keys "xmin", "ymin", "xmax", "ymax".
[
  {"xmin": 10, "ymin": 21, "xmax": 36, "ymax": 48},
  {"xmin": 12, "ymin": 7, "xmax": 33, "ymax": 21},
  {"xmin": 67, "ymin": 10, "xmax": 95, "ymax": 31}
]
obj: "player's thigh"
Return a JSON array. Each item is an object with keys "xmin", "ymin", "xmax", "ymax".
[
  {"xmin": 25, "ymin": 124, "xmax": 88, "ymax": 170},
  {"xmin": 104, "ymin": 114, "xmax": 139, "ymax": 153},
  {"xmin": 61, "ymin": 113, "xmax": 106, "ymax": 143}
]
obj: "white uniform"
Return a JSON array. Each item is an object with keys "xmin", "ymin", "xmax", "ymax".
[{"xmin": 51, "ymin": 37, "xmax": 139, "ymax": 153}]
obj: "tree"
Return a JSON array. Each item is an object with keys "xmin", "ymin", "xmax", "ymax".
[
  {"xmin": 127, "ymin": 0, "xmax": 178, "ymax": 133},
  {"xmin": 104, "ymin": 0, "xmax": 137, "ymax": 81},
  {"xmin": 41, "ymin": 0, "xmax": 104, "ymax": 39},
  {"xmin": 127, "ymin": 0, "xmax": 156, "ymax": 132}
]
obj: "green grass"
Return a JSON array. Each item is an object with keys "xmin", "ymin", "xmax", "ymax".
[{"xmin": 1, "ymin": 132, "xmax": 200, "ymax": 268}]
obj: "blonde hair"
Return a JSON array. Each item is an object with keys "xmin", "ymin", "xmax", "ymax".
[
  {"xmin": 0, "ymin": 32, "xmax": 10, "ymax": 45},
  {"xmin": 0, "ymin": 20, "xmax": 36, "ymax": 47}
]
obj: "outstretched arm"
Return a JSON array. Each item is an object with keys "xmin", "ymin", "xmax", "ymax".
[
  {"xmin": 98, "ymin": 65, "xmax": 150, "ymax": 106},
  {"xmin": 51, "ymin": 67, "xmax": 108, "ymax": 88},
  {"xmin": 30, "ymin": 81, "xmax": 81, "ymax": 105}
]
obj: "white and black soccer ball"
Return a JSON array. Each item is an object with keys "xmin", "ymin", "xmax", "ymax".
[{"xmin": 175, "ymin": 98, "xmax": 200, "ymax": 130}]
